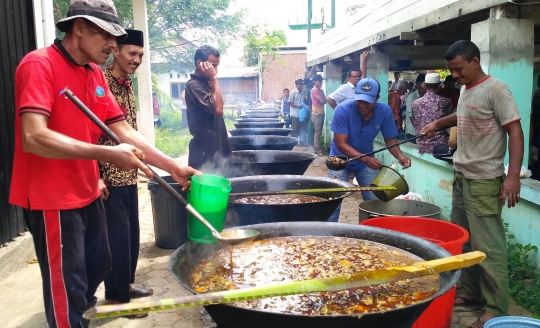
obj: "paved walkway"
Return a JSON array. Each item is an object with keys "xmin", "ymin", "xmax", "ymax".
[{"xmin": 0, "ymin": 152, "xmax": 532, "ymax": 327}]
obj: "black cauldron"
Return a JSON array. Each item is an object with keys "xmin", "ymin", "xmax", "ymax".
[
  {"xmin": 229, "ymin": 128, "xmax": 292, "ymax": 136},
  {"xmin": 223, "ymin": 150, "xmax": 316, "ymax": 177},
  {"xmin": 225, "ymin": 175, "xmax": 353, "ymax": 227},
  {"xmin": 228, "ymin": 136, "xmax": 298, "ymax": 151},
  {"xmin": 235, "ymin": 118, "xmax": 280, "ymax": 123},
  {"xmin": 233, "ymin": 122, "xmax": 285, "ymax": 129},
  {"xmin": 169, "ymin": 222, "xmax": 459, "ymax": 328},
  {"xmin": 241, "ymin": 113, "xmax": 280, "ymax": 119}
]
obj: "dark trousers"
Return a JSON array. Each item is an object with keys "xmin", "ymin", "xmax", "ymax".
[
  {"xmin": 24, "ymin": 198, "xmax": 111, "ymax": 328},
  {"xmin": 103, "ymin": 185, "xmax": 140, "ymax": 303}
]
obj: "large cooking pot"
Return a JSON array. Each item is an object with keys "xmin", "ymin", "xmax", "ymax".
[
  {"xmin": 225, "ymin": 175, "xmax": 354, "ymax": 227},
  {"xmin": 245, "ymin": 108, "xmax": 279, "ymax": 113},
  {"xmin": 358, "ymin": 199, "xmax": 442, "ymax": 222},
  {"xmin": 236, "ymin": 118, "xmax": 280, "ymax": 123},
  {"xmin": 222, "ymin": 150, "xmax": 316, "ymax": 177},
  {"xmin": 169, "ymin": 222, "xmax": 459, "ymax": 328},
  {"xmin": 234, "ymin": 122, "xmax": 285, "ymax": 129},
  {"xmin": 241, "ymin": 113, "xmax": 280, "ymax": 119},
  {"xmin": 229, "ymin": 128, "xmax": 292, "ymax": 136},
  {"xmin": 228, "ymin": 136, "xmax": 298, "ymax": 151}
]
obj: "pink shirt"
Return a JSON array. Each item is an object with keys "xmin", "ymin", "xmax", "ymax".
[{"xmin": 311, "ymin": 85, "xmax": 326, "ymax": 114}]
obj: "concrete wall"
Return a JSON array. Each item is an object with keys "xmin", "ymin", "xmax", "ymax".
[
  {"xmin": 261, "ymin": 52, "xmax": 307, "ymax": 102},
  {"xmin": 374, "ymin": 137, "xmax": 540, "ymax": 267}
]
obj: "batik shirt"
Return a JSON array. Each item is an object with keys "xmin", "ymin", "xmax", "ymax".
[
  {"xmin": 98, "ymin": 64, "xmax": 138, "ymax": 187},
  {"xmin": 411, "ymin": 92, "xmax": 453, "ymax": 154}
]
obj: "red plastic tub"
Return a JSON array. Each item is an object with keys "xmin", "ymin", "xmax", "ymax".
[{"xmin": 360, "ymin": 216, "xmax": 469, "ymax": 328}]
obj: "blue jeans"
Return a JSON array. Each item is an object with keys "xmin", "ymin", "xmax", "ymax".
[{"xmin": 326, "ymin": 166, "xmax": 379, "ymax": 222}]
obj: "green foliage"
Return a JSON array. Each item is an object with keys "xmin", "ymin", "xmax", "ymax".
[
  {"xmin": 505, "ymin": 222, "xmax": 540, "ymax": 316},
  {"xmin": 52, "ymin": 0, "xmax": 244, "ymax": 74},
  {"xmin": 435, "ymin": 69, "xmax": 451, "ymax": 79},
  {"xmin": 154, "ymin": 128, "xmax": 191, "ymax": 158},
  {"xmin": 241, "ymin": 25, "xmax": 287, "ymax": 69}
]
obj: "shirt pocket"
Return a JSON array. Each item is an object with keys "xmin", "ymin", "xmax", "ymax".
[{"xmin": 465, "ymin": 178, "xmax": 502, "ymax": 217}]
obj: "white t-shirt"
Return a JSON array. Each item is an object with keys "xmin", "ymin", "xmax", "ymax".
[
  {"xmin": 454, "ymin": 76, "xmax": 521, "ymax": 179},
  {"xmin": 288, "ymin": 89, "xmax": 303, "ymax": 117},
  {"xmin": 328, "ymin": 82, "xmax": 356, "ymax": 105}
]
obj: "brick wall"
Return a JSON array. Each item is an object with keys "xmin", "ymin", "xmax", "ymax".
[{"xmin": 261, "ymin": 52, "xmax": 307, "ymax": 102}]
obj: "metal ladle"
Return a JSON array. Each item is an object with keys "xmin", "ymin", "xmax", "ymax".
[
  {"xmin": 325, "ymin": 134, "xmax": 426, "ymax": 171},
  {"xmin": 62, "ymin": 88, "xmax": 260, "ymax": 246}
]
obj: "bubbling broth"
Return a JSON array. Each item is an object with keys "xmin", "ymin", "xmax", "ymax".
[
  {"xmin": 191, "ymin": 236, "xmax": 439, "ymax": 315},
  {"xmin": 230, "ymin": 194, "xmax": 327, "ymax": 205}
]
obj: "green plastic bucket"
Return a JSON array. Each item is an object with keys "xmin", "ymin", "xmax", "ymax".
[
  {"xmin": 370, "ymin": 165, "xmax": 409, "ymax": 202},
  {"xmin": 187, "ymin": 174, "xmax": 231, "ymax": 243}
]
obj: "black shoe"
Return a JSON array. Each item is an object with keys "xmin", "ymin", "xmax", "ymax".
[{"xmin": 129, "ymin": 286, "xmax": 154, "ymax": 298}]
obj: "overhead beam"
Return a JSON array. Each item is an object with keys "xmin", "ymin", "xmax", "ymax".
[
  {"xmin": 384, "ymin": 45, "xmax": 449, "ymax": 57},
  {"xmin": 307, "ymin": 0, "xmax": 507, "ymax": 67},
  {"xmin": 400, "ymin": 31, "xmax": 470, "ymax": 41}
]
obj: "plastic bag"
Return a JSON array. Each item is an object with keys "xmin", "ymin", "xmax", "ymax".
[
  {"xmin": 299, "ymin": 103, "xmax": 308, "ymax": 122},
  {"xmin": 504, "ymin": 165, "xmax": 531, "ymax": 178},
  {"xmin": 395, "ymin": 192, "xmax": 424, "ymax": 201}
]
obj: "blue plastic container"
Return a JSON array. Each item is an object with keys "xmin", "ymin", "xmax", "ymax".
[{"xmin": 485, "ymin": 317, "xmax": 540, "ymax": 328}]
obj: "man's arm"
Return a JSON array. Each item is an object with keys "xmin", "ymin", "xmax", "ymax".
[
  {"xmin": 500, "ymin": 121, "xmax": 524, "ymax": 208},
  {"xmin": 384, "ymin": 137, "xmax": 411, "ymax": 168},
  {"xmin": 360, "ymin": 51, "xmax": 369, "ymax": 78},
  {"xmin": 327, "ymin": 97, "xmax": 337, "ymax": 109},
  {"xmin": 20, "ymin": 112, "xmax": 151, "ymax": 176},
  {"xmin": 420, "ymin": 113, "xmax": 458, "ymax": 137},
  {"xmin": 334, "ymin": 133, "xmax": 382, "ymax": 170},
  {"xmin": 109, "ymin": 120, "xmax": 200, "ymax": 189}
]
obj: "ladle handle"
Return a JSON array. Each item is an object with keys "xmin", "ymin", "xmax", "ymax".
[
  {"xmin": 349, "ymin": 134, "xmax": 425, "ymax": 162},
  {"xmin": 62, "ymin": 89, "xmax": 187, "ymax": 204},
  {"xmin": 62, "ymin": 88, "xmax": 221, "ymax": 237}
]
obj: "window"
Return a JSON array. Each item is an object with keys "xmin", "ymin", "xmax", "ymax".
[{"xmin": 171, "ymin": 82, "xmax": 185, "ymax": 99}]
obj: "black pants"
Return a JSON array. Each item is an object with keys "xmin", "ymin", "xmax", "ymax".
[
  {"xmin": 103, "ymin": 185, "xmax": 140, "ymax": 303},
  {"xmin": 24, "ymin": 197, "xmax": 111, "ymax": 328}
]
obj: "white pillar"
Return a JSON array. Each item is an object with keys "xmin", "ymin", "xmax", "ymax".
[
  {"xmin": 132, "ymin": 0, "xmax": 155, "ymax": 145},
  {"xmin": 33, "ymin": 0, "xmax": 55, "ymax": 48}
]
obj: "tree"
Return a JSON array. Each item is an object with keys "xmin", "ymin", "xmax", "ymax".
[
  {"xmin": 241, "ymin": 25, "xmax": 287, "ymax": 93},
  {"xmin": 52, "ymin": 0, "xmax": 244, "ymax": 74}
]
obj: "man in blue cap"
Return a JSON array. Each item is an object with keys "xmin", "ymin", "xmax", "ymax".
[{"xmin": 327, "ymin": 78, "xmax": 411, "ymax": 222}]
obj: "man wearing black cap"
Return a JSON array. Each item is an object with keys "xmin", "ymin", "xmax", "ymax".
[
  {"xmin": 9, "ymin": 1, "xmax": 199, "ymax": 326},
  {"xmin": 97, "ymin": 29, "xmax": 153, "ymax": 316}
]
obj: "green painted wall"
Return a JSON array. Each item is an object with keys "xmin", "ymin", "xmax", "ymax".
[{"xmin": 489, "ymin": 60, "xmax": 532, "ymax": 167}]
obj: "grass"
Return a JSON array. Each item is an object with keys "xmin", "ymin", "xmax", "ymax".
[
  {"xmin": 155, "ymin": 108, "xmax": 238, "ymax": 158},
  {"xmin": 505, "ymin": 222, "xmax": 540, "ymax": 318}
]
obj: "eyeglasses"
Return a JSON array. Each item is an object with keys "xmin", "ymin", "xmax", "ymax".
[
  {"xmin": 85, "ymin": 21, "xmax": 114, "ymax": 40},
  {"xmin": 350, "ymin": 75, "xmax": 361, "ymax": 79}
]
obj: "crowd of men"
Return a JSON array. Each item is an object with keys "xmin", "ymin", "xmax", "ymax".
[{"xmin": 6, "ymin": 0, "xmax": 528, "ymax": 327}]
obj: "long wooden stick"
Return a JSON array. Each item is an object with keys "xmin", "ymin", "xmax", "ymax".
[
  {"xmin": 229, "ymin": 186, "xmax": 396, "ymax": 198},
  {"xmin": 84, "ymin": 251, "xmax": 485, "ymax": 320}
]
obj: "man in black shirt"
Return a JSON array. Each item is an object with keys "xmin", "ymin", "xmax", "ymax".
[{"xmin": 185, "ymin": 45, "xmax": 231, "ymax": 169}]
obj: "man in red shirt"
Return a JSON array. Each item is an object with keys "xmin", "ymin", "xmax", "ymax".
[
  {"xmin": 310, "ymin": 74, "xmax": 327, "ymax": 155},
  {"xmin": 10, "ymin": 1, "xmax": 199, "ymax": 327},
  {"xmin": 388, "ymin": 80, "xmax": 408, "ymax": 130}
]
